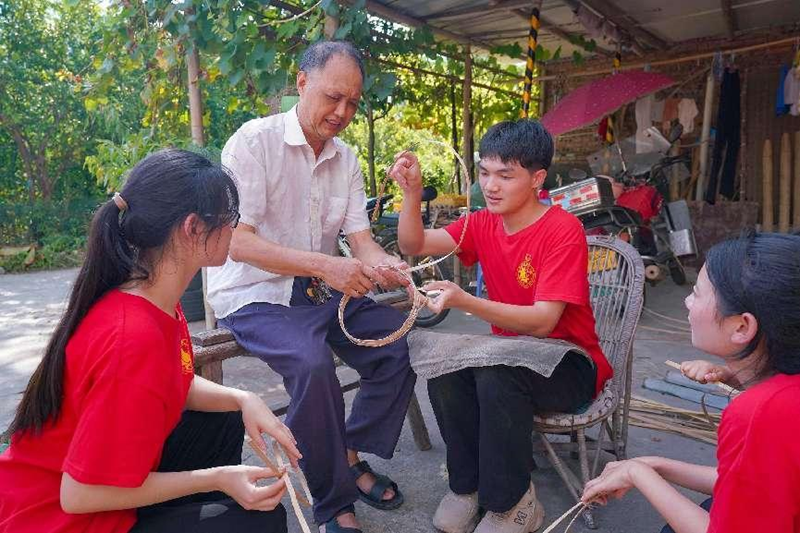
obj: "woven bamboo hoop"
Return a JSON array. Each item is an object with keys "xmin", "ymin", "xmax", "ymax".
[{"xmin": 339, "ymin": 138, "xmax": 471, "ymax": 347}]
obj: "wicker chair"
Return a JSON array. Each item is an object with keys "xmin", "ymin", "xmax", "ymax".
[{"xmin": 532, "ymin": 235, "xmax": 645, "ymax": 529}]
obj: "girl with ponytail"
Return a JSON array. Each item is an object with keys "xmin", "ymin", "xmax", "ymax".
[
  {"xmin": 0, "ymin": 149, "xmax": 296, "ymax": 533},
  {"xmin": 581, "ymin": 230, "xmax": 800, "ymax": 533}
]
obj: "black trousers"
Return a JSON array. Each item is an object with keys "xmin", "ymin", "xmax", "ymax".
[
  {"xmin": 130, "ymin": 411, "xmax": 288, "ymax": 533},
  {"xmin": 706, "ymin": 69, "xmax": 740, "ymax": 203},
  {"xmin": 428, "ymin": 353, "xmax": 596, "ymax": 513}
]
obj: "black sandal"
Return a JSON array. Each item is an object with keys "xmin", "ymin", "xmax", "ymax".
[
  {"xmin": 323, "ymin": 505, "xmax": 362, "ymax": 533},
  {"xmin": 349, "ymin": 460, "xmax": 404, "ymax": 511}
]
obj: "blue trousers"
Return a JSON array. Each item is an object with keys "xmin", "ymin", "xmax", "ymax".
[{"xmin": 219, "ymin": 278, "xmax": 416, "ymax": 524}]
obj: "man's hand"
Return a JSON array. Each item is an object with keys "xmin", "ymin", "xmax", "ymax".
[
  {"xmin": 422, "ymin": 280, "xmax": 470, "ymax": 314},
  {"xmin": 368, "ymin": 254, "xmax": 411, "ymax": 292},
  {"xmin": 388, "ymin": 151, "xmax": 423, "ymax": 196},
  {"xmin": 320, "ymin": 256, "xmax": 375, "ymax": 298}
]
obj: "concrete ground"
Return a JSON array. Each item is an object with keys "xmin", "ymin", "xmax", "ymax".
[{"xmin": 0, "ymin": 268, "xmax": 717, "ymax": 533}]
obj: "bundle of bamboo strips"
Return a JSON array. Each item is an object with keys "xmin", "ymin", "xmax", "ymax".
[{"xmin": 629, "ymin": 395, "xmax": 721, "ymax": 445}]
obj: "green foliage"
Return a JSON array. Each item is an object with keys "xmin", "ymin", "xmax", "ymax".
[
  {"xmin": 341, "ymin": 115, "xmax": 463, "ymax": 199},
  {"xmin": 0, "ymin": 0, "xmax": 104, "ymax": 200}
]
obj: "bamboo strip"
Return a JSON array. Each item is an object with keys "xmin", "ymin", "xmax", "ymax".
[
  {"xmin": 665, "ymin": 360, "xmax": 739, "ymax": 395},
  {"xmin": 763, "ymin": 139, "xmax": 774, "ymax": 232},
  {"xmin": 779, "ymin": 132, "xmax": 791, "ymax": 233}
]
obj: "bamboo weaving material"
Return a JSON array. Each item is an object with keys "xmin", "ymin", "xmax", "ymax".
[
  {"xmin": 339, "ymin": 138, "xmax": 471, "ymax": 347},
  {"xmin": 246, "ymin": 437, "xmax": 313, "ymax": 533}
]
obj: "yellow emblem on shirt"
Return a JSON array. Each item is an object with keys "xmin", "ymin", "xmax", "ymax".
[
  {"xmin": 180, "ymin": 338, "xmax": 194, "ymax": 374},
  {"xmin": 516, "ymin": 254, "xmax": 537, "ymax": 289}
]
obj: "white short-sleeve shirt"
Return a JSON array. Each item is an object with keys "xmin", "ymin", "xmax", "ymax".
[{"xmin": 207, "ymin": 106, "xmax": 370, "ymax": 318}]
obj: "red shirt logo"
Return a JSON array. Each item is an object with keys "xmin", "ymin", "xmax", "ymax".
[
  {"xmin": 516, "ymin": 254, "xmax": 537, "ymax": 289},
  {"xmin": 180, "ymin": 338, "xmax": 194, "ymax": 374}
]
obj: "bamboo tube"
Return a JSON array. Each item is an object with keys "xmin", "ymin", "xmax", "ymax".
[
  {"xmin": 779, "ymin": 133, "xmax": 791, "ymax": 233},
  {"xmin": 794, "ymin": 131, "xmax": 800, "ymax": 230},
  {"xmin": 762, "ymin": 139, "xmax": 774, "ymax": 232}
]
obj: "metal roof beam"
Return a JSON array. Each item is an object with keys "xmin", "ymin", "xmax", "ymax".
[
  {"xmin": 509, "ymin": 7, "xmax": 614, "ymax": 56},
  {"xmin": 422, "ymin": 0, "xmax": 535, "ymax": 22},
  {"xmin": 578, "ymin": 0, "xmax": 669, "ymax": 50}
]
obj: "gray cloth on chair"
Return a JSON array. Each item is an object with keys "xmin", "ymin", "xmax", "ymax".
[{"xmin": 407, "ymin": 330, "xmax": 591, "ymax": 380}]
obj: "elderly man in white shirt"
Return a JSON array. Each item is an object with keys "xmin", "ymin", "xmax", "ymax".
[{"xmin": 207, "ymin": 41, "xmax": 415, "ymax": 533}]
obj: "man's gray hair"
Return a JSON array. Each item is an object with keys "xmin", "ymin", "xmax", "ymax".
[{"xmin": 299, "ymin": 40, "xmax": 365, "ymax": 80}]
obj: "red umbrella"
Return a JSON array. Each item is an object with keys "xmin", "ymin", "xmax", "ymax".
[{"xmin": 541, "ymin": 70, "xmax": 675, "ymax": 137}]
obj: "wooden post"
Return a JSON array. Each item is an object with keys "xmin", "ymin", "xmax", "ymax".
[
  {"xmin": 324, "ymin": 13, "xmax": 339, "ymax": 38},
  {"xmin": 462, "ymin": 45, "xmax": 474, "ymax": 192},
  {"xmin": 450, "ymin": 81, "xmax": 460, "ymax": 193},
  {"xmin": 187, "ymin": 39, "xmax": 216, "ymax": 331},
  {"xmin": 187, "ymin": 45, "xmax": 205, "ymax": 147},
  {"xmin": 521, "ymin": 0, "xmax": 543, "ymax": 118},
  {"xmin": 762, "ymin": 139, "xmax": 774, "ymax": 232},
  {"xmin": 794, "ymin": 131, "xmax": 800, "ymax": 230},
  {"xmin": 779, "ymin": 132, "xmax": 791, "ymax": 233},
  {"xmin": 695, "ymin": 71, "xmax": 715, "ymax": 201}
]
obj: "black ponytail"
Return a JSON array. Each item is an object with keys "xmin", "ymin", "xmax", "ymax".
[
  {"xmin": 705, "ymin": 230, "xmax": 800, "ymax": 379},
  {"xmin": 7, "ymin": 149, "xmax": 239, "ymax": 437}
]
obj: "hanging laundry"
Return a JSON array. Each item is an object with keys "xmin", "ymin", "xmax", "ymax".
[
  {"xmin": 661, "ymin": 98, "xmax": 680, "ymax": 134},
  {"xmin": 635, "ymin": 95, "xmax": 654, "ymax": 153},
  {"xmin": 776, "ymin": 65, "xmax": 791, "ymax": 117},
  {"xmin": 650, "ymin": 98, "xmax": 665, "ymax": 122},
  {"xmin": 783, "ymin": 67, "xmax": 800, "ymax": 116},
  {"xmin": 706, "ymin": 69, "xmax": 740, "ymax": 204},
  {"xmin": 677, "ymin": 99, "xmax": 699, "ymax": 134},
  {"xmin": 712, "ymin": 52, "xmax": 725, "ymax": 82}
]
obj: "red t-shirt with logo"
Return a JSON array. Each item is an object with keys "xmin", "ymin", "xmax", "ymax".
[
  {"xmin": 708, "ymin": 373, "xmax": 800, "ymax": 533},
  {"xmin": 445, "ymin": 206, "xmax": 612, "ymax": 396},
  {"xmin": 0, "ymin": 290, "xmax": 195, "ymax": 533}
]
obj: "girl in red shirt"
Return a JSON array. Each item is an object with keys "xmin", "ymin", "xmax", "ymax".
[
  {"xmin": 0, "ymin": 149, "xmax": 298, "ymax": 533},
  {"xmin": 582, "ymin": 231, "xmax": 800, "ymax": 533}
]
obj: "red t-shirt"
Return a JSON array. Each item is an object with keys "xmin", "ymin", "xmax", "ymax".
[
  {"xmin": 709, "ymin": 373, "xmax": 800, "ymax": 533},
  {"xmin": 0, "ymin": 290, "xmax": 195, "ymax": 533},
  {"xmin": 445, "ymin": 206, "xmax": 612, "ymax": 396}
]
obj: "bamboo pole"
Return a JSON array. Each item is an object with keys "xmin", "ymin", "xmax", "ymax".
[
  {"xmin": 695, "ymin": 72, "xmax": 715, "ymax": 201},
  {"xmin": 779, "ymin": 132, "xmax": 791, "ymax": 233},
  {"xmin": 794, "ymin": 131, "xmax": 800, "ymax": 230},
  {"xmin": 763, "ymin": 139, "xmax": 774, "ymax": 232}
]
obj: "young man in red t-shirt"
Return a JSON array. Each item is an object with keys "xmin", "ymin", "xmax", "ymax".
[{"xmin": 389, "ymin": 119, "xmax": 612, "ymax": 533}]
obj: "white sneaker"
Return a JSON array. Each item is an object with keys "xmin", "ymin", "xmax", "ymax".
[
  {"xmin": 474, "ymin": 483, "xmax": 545, "ymax": 533},
  {"xmin": 433, "ymin": 490, "xmax": 480, "ymax": 533}
]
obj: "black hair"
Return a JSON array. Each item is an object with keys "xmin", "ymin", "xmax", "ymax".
[
  {"xmin": 478, "ymin": 119, "xmax": 555, "ymax": 171},
  {"xmin": 7, "ymin": 148, "xmax": 239, "ymax": 437},
  {"xmin": 299, "ymin": 40, "xmax": 365, "ymax": 80},
  {"xmin": 705, "ymin": 230, "xmax": 800, "ymax": 378}
]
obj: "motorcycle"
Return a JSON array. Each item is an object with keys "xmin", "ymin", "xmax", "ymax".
[
  {"xmin": 549, "ymin": 128, "xmax": 697, "ymax": 286},
  {"xmin": 338, "ymin": 185, "xmax": 452, "ymax": 327}
]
